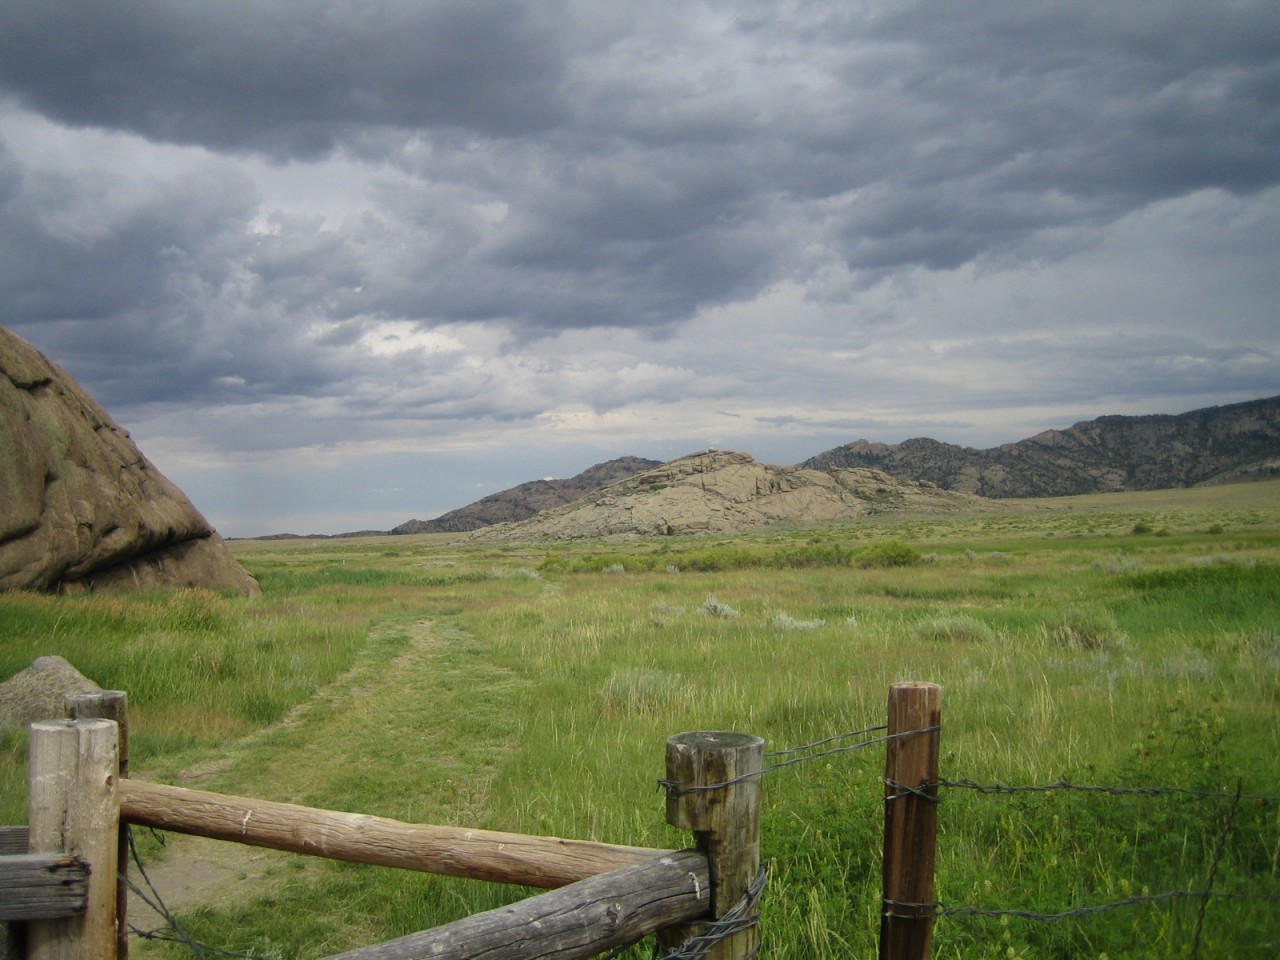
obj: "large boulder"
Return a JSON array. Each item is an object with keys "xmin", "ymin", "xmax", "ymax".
[
  {"xmin": 0, "ymin": 655, "xmax": 100, "ymax": 729},
  {"xmin": 0, "ymin": 326, "xmax": 259, "ymax": 595}
]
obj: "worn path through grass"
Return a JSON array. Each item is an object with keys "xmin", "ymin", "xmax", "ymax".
[{"xmin": 130, "ymin": 611, "xmax": 529, "ymax": 954}]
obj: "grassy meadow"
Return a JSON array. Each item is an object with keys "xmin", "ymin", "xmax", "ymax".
[{"xmin": 2, "ymin": 480, "xmax": 1279, "ymax": 958}]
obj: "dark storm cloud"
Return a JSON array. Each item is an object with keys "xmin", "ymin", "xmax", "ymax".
[
  {"xmin": 4, "ymin": 0, "xmax": 1278, "ymax": 337},
  {"xmin": 0, "ymin": 0, "xmax": 568, "ymax": 158},
  {"xmin": 815, "ymin": 1, "xmax": 1280, "ymax": 274},
  {"xmin": 1, "ymin": 0, "xmax": 1277, "ymax": 530}
]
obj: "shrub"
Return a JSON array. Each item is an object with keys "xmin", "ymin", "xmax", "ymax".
[
  {"xmin": 1049, "ymin": 607, "xmax": 1127, "ymax": 651},
  {"xmin": 1246, "ymin": 625, "xmax": 1280, "ymax": 663},
  {"xmin": 702, "ymin": 595, "xmax": 740, "ymax": 618},
  {"xmin": 854, "ymin": 540, "xmax": 922, "ymax": 569},
  {"xmin": 914, "ymin": 615, "xmax": 995, "ymax": 643},
  {"xmin": 1095, "ymin": 552, "xmax": 1142, "ymax": 574}
]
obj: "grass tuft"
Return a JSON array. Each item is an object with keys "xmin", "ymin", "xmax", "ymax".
[{"xmin": 914, "ymin": 614, "xmax": 996, "ymax": 643}]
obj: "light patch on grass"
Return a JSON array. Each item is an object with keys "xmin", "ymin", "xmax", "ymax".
[{"xmin": 770, "ymin": 612, "xmax": 827, "ymax": 631}]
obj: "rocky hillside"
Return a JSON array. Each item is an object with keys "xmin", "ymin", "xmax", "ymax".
[
  {"xmin": 0, "ymin": 326, "xmax": 260, "ymax": 594},
  {"xmin": 466, "ymin": 450, "xmax": 987, "ymax": 541},
  {"xmin": 392, "ymin": 456, "xmax": 660, "ymax": 533},
  {"xmin": 801, "ymin": 396, "xmax": 1280, "ymax": 498}
]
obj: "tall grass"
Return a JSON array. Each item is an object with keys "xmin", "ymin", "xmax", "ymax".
[{"xmin": 1, "ymin": 485, "xmax": 1278, "ymax": 957}]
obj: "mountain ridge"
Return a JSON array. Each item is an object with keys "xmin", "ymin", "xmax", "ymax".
[
  {"xmin": 801, "ymin": 395, "xmax": 1280, "ymax": 497},
  {"xmin": 249, "ymin": 395, "xmax": 1279, "ymax": 539}
]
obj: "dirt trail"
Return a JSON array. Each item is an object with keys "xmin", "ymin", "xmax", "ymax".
[{"xmin": 126, "ymin": 618, "xmax": 445, "ymax": 947}]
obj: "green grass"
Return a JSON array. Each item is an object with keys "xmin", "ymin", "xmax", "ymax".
[{"xmin": 2, "ymin": 482, "xmax": 1279, "ymax": 958}]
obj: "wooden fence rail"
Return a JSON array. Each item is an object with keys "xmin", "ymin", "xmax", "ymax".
[
  {"xmin": 118, "ymin": 780, "xmax": 669, "ymax": 890},
  {"xmin": 0, "ymin": 856, "xmax": 89, "ymax": 922},
  {"xmin": 0, "ymin": 827, "xmax": 89, "ymax": 923},
  {"xmin": 5, "ymin": 694, "xmax": 774, "ymax": 960},
  {"xmin": 3, "ymin": 685, "xmax": 951, "ymax": 960},
  {"xmin": 325, "ymin": 851, "xmax": 710, "ymax": 960}
]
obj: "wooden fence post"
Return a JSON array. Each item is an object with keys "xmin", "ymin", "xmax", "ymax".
[
  {"xmin": 27, "ymin": 719, "xmax": 120, "ymax": 960},
  {"xmin": 880, "ymin": 682, "xmax": 942, "ymax": 960},
  {"xmin": 66, "ymin": 693, "xmax": 128, "ymax": 960},
  {"xmin": 660, "ymin": 731, "xmax": 765, "ymax": 959}
]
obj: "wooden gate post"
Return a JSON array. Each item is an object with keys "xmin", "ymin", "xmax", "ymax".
[
  {"xmin": 660, "ymin": 731, "xmax": 765, "ymax": 959},
  {"xmin": 27, "ymin": 719, "xmax": 120, "ymax": 960},
  {"xmin": 66, "ymin": 693, "xmax": 129, "ymax": 960},
  {"xmin": 880, "ymin": 682, "xmax": 942, "ymax": 960}
]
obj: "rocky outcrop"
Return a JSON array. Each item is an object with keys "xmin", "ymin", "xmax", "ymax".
[
  {"xmin": 0, "ymin": 655, "xmax": 100, "ymax": 729},
  {"xmin": 467, "ymin": 450, "xmax": 987, "ymax": 541},
  {"xmin": 802, "ymin": 396, "xmax": 1280, "ymax": 498},
  {"xmin": 392, "ymin": 456, "xmax": 662, "ymax": 533},
  {"xmin": 0, "ymin": 326, "xmax": 260, "ymax": 594}
]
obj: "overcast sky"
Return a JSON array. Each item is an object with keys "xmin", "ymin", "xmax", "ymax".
[{"xmin": 3, "ymin": 1, "xmax": 1278, "ymax": 536}]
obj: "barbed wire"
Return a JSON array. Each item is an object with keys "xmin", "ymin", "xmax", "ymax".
[
  {"xmin": 652, "ymin": 868, "xmax": 767, "ymax": 960},
  {"xmin": 936, "ymin": 777, "xmax": 1280, "ymax": 804},
  {"xmin": 883, "ymin": 889, "xmax": 1280, "ymax": 923},
  {"xmin": 114, "ymin": 717, "xmax": 1278, "ymax": 959},
  {"xmin": 658, "ymin": 726, "xmax": 938, "ymax": 796},
  {"xmin": 765, "ymin": 724, "xmax": 887, "ymax": 757},
  {"xmin": 123, "ymin": 826, "xmax": 264, "ymax": 960}
]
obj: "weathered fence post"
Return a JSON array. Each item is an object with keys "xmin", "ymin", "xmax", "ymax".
[
  {"xmin": 66, "ymin": 693, "xmax": 128, "ymax": 960},
  {"xmin": 660, "ymin": 731, "xmax": 765, "ymax": 959},
  {"xmin": 27, "ymin": 719, "xmax": 120, "ymax": 960},
  {"xmin": 880, "ymin": 681, "xmax": 942, "ymax": 960}
]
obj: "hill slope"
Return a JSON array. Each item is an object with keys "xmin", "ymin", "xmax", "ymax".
[
  {"xmin": 466, "ymin": 450, "xmax": 987, "ymax": 541},
  {"xmin": 392, "ymin": 456, "xmax": 661, "ymax": 533},
  {"xmin": 801, "ymin": 396, "xmax": 1280, "ymax": 498}
]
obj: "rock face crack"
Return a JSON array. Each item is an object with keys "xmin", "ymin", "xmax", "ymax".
[{"xmin": 1, "ymin": 326, "xmax": 259, "ymax": 595}]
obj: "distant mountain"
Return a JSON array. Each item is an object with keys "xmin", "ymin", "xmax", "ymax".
[
  {"xmin": 466, "ymin": 450, "xmax": 988, "ymax": 541},
  {"xmin": 801, "ymin": 396, "xmax": 1280, "ymax": 498},
  {"xmin": 249, "ymin": 530, "xmax": 388, "ymax": 541},
  {"xmin": 391, "ymin": 456, "xmax": 662, "ymax": 534}
]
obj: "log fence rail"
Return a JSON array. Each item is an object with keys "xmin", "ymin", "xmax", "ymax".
[
  {"xmin": 2, "ymin": 692, "xmax": 765, "ymax": 960},
  {"xmin": 6, "ymin": 681, "xmax": 1270, "ymax": 960}
]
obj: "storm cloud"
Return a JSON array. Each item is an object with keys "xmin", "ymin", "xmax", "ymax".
[{"xmin": 2, "ymin": 0, "xmax": 1277, "ymax": 534}]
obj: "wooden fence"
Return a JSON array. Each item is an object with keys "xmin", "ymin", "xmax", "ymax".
[{"xmin": 0, "ymin": 684, "xmax": 943, "ymax": 960}]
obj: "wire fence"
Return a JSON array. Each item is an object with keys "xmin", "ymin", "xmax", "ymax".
[
  {"xmin": 117, "ymin": 718, "xmax": 1280, "ymax": 960},
  {"xmin": 659, "ymin": 720, "xmax": 1280, "ymax": 950}
]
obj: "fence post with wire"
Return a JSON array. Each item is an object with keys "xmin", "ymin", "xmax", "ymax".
[
  {"xmin": 880, "ymin": 681, "xmax": 942, "ymax": 960},
  {"xmin": 658, "ymin": 731, "xmax": 766, "ymax": 959},
  {"xmin": 3, "ymin": 697, "xmax": 771, "ymax": 960},
  {"xmin": 6, "ymin": 679, "xmax": 1278, "ymax": 959}
]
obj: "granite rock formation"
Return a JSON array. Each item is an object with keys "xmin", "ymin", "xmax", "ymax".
[
  {"xmin": 0, "ymin": 326, "xmax": 260, "ymax": 594},
  {"xmin": 392, "ymin": 456, "xmax": 662, "ymax": 533},
  {"xmin": 466, "ymin": 450, "xmax": 987, "ymax": 541}
]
